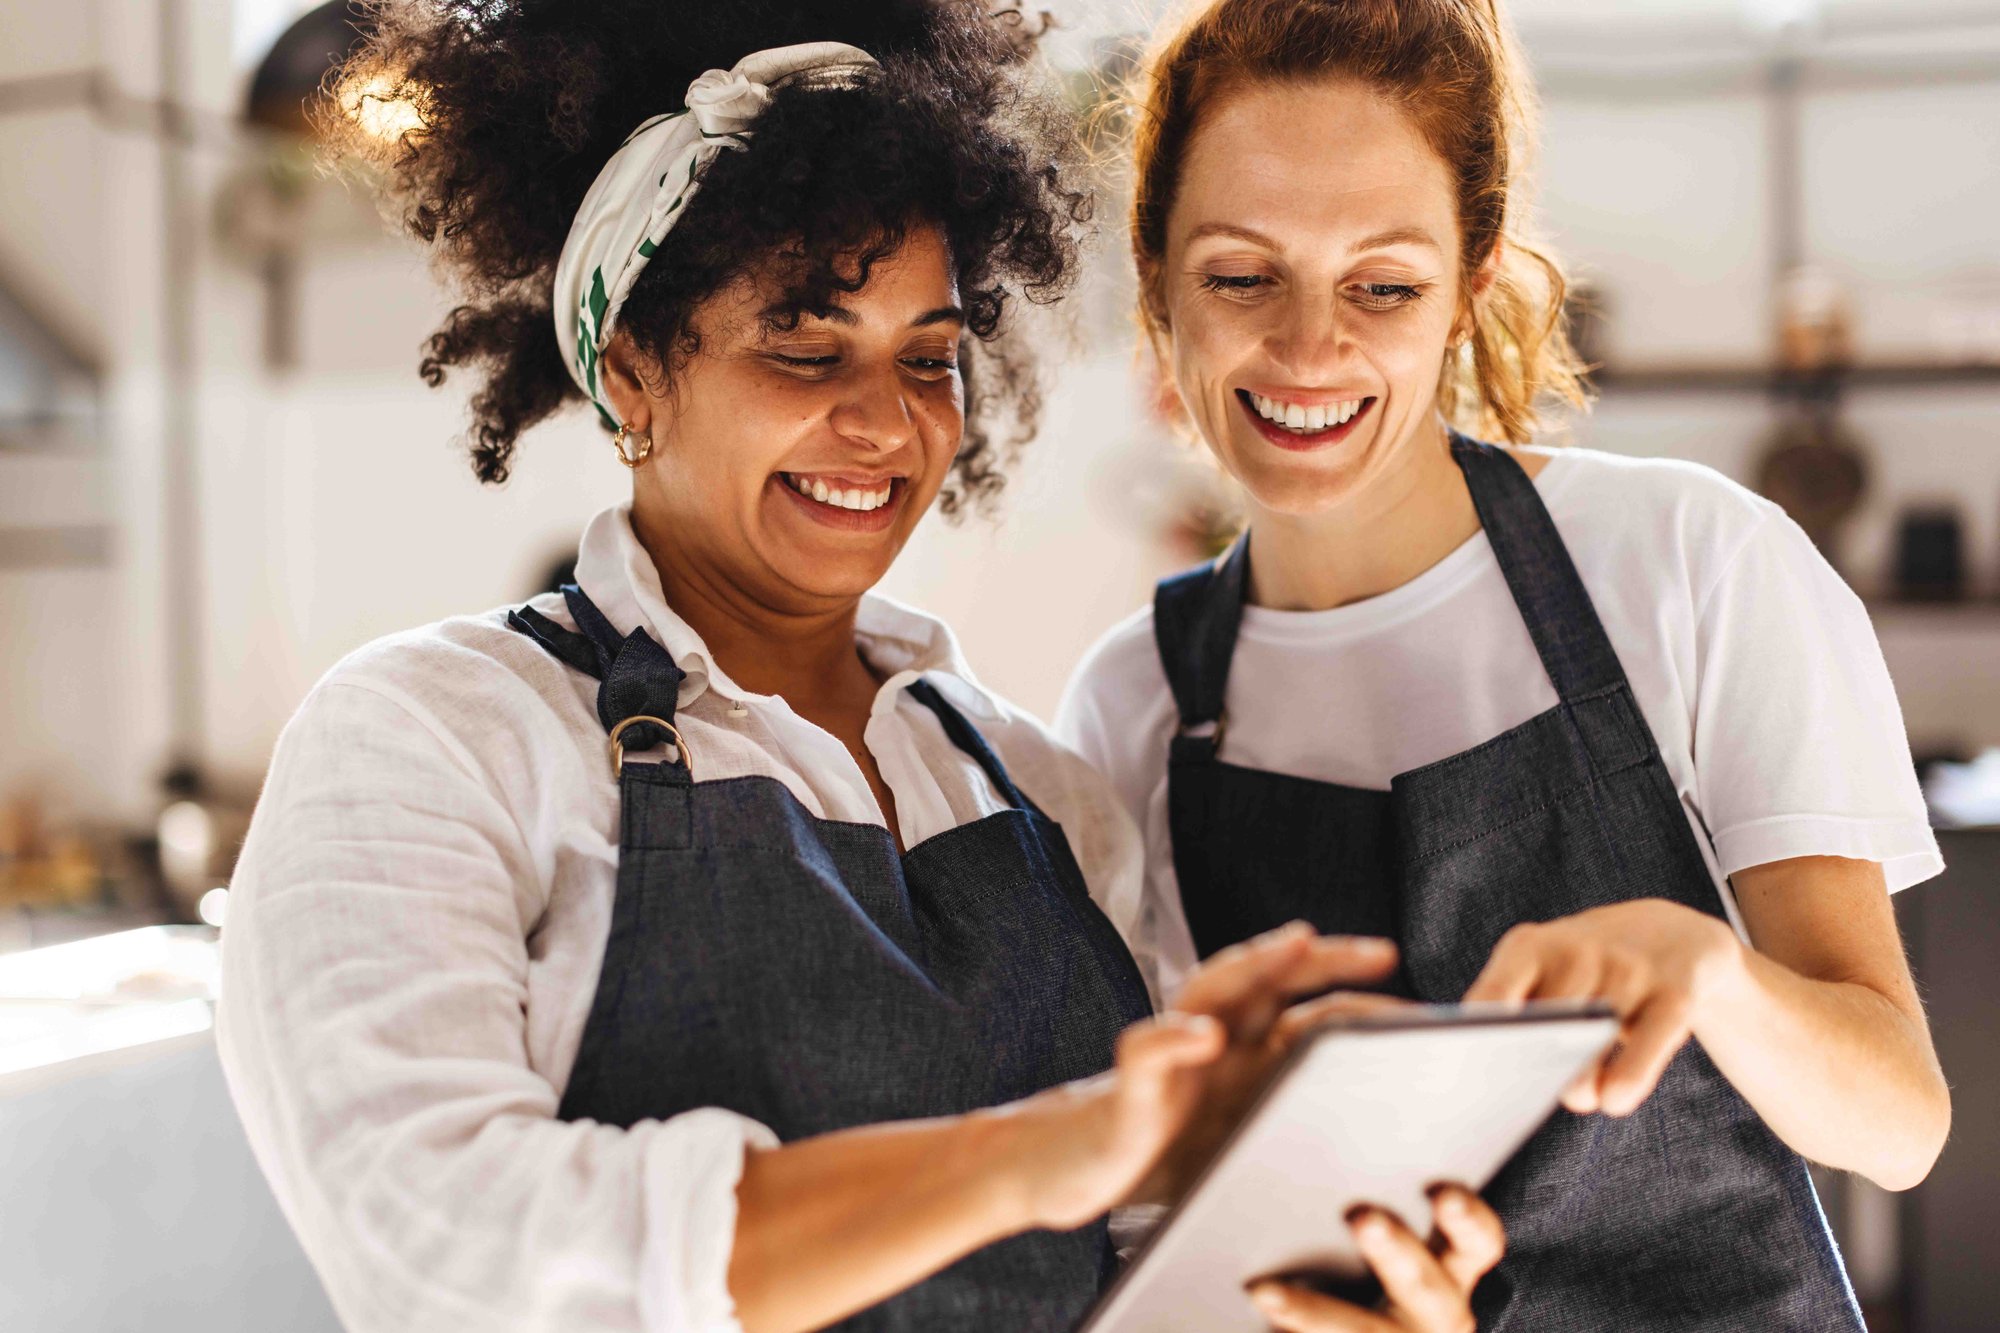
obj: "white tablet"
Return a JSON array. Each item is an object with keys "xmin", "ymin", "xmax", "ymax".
[{"xmin": 1079, "ymin": 1000, "xmax": 1619, "ymax": 1333}]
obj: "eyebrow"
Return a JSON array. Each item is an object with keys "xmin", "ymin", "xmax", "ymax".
[
  {"xmin": 761, "ymin": 303, "xmax": 967, "ymax": 329},
  {"xmin": 1350, "ymin": 227, "xmax": 1444, "ymax": 254},
  {"xmin": 1183, "ymin": 222, "xmax": 1444, "ymax": 255}
]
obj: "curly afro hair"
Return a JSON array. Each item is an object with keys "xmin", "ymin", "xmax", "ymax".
[{"xmin": 323, "ymin": 1, "xmax": 1089, "ymax": 511}]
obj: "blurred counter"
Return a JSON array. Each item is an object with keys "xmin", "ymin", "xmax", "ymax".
[
  {"xmin": 0, "ymin": 925, "xmax": 218, "ymax": 1097},
  {"xmin": 0, "ymin": 925, "xmax": 340, "ymax": 1332}
]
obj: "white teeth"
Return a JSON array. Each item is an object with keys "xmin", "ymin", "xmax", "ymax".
[
  {"xmin": 1248, "ymin": 393, "xmax": 1365, "ymax": 433},
  {"xmin": 783, "ymin": 474, "xmax": 893, "ymax": 512}
]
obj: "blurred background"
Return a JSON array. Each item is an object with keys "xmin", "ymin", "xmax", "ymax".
[{"xmin": 1, "ymin": 1, "xmax": 1996, "ymax": 1329}]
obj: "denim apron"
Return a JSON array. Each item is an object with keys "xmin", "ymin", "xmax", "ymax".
[
  {"xmin": 1153, "ymin": 437, "xmax": 1861, "ymax": 1331},
  {"xmin": 509, "ymin": 585, "xmax": 1152, "ymax": 1332}
]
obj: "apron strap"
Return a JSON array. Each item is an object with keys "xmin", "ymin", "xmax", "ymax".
[
  {"xmin": 512, "ymin": 588, "xmax": 1049, "ymax": 811},
  {"xmin": 1450, "ymin": 435, "xmax": 1635, "ymax": 704},
  {"xmin": 508, "ymin": 584, "xmax": 688, "ymax": 757},
  {"xmin": 1151, "ymin": 535, "xmax": 1251, "ymax": 762},
  {"xmin": 904, "ymin": 677, "xmax": 1042, "ymax": 817}
]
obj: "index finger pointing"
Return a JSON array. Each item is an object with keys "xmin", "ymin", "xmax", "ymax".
[
  {"xmin": 1461, "ymin": 927, "xmax": 1547, "ymax": 1006},
  {"xmin": 1176, "ymin": 933, "xmax": 1401, "ymax": 1048},
  {"xmin": 1172, "ymin": 924, "xmax": 1315, "ymax": 1021},
  {"xmin": 1277, "ymin": 935, "xmax": 1401, "ymax": 996}
]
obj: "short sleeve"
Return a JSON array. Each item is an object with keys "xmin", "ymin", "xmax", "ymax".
[{"xmin": 1689, "ymin": 512, "xmax": 1942, "ymax": 893}]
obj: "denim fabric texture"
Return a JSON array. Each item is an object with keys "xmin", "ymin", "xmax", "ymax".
[
  {"xmin": 511, "ymin": 589, "xmax": 1153, "ymax": 1332},
  {"xmin": 1152, "ymin": 436, "xmax": 1862, "ymax": 1331}
]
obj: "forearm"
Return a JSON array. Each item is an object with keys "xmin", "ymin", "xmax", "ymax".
[
  {"xmin": 723, "ymin": 931, "xmax": 1386, "ymax": 1332},
  {"xmin": 1695, "ymin": 942, "xmax": 1949, "ymax": 1190},
  {"xmin": 727, "ymin": 1104, "xmax": 1040, "ymax": 1333}
]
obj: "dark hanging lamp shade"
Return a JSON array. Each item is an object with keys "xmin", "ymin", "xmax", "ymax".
[{"xmin": 245, "ymin": 1, "xmax": 374, "ymax": 136}]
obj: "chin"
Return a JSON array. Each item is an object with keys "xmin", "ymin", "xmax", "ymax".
[
  {"xmin": 777, "ymin": 545, "xmax": 901, "ymax": 603},
  {"xmin": 1239, "ymin": 473, "xmax": 1364, "ymax": 519},
  {"xmin": 1223, "ymin": 444, "xmax": 1372, "ymax": 520}
]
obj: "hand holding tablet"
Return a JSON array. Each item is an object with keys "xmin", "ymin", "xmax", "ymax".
[
  {"xmin": 1244, "ymin": 1183, "xmax": 1504, "ymax": 1332},
  {"xmin": 1082, "ymin": 1000, "xmax": 1619, "ymax": 1332}
]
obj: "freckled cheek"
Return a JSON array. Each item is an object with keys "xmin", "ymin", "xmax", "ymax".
[
  {"xmin": 689, "ymin": 390, "xmax": 818, "ymax": 510},
  {"xmin": 1366, "ymin": 322, "xmax": 1450, "ymax": 405},
  {"xmin": 911, "ymin": 385, "xmax": 966, "ymax": 492},
  {"xmin": 1169, "ymin": 320, "xmax": 1259, "ymax": 441}
]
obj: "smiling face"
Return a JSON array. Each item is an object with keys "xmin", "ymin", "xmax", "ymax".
[
  {"xmin": 1156, "ymin": 77, "xmax": 1475, "ymax": 518},
  {"xmin": 609, "ymin": 226, "xmax": 965, "ymax": 613}
]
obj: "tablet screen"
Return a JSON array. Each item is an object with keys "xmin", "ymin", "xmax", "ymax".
[{"xmin": 1080, "ymin": 1000, "xmax": 1618, "ymax": 1333}]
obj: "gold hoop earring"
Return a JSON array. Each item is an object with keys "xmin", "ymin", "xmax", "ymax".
[{"xmin": 612, "ymin": 422, "xmax": 653, "ymax": 468}]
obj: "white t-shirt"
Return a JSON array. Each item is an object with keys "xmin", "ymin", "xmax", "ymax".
[
  {"xmin": 216, "ymin": 503, "xmax": 1156, "ymax": 1333},
  {"xmin": 1057, "ymin": 447, "xmax": 1943, "ymax": 1000}
]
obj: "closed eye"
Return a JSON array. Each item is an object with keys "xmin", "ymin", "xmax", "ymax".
[{"xmin": 1353, "ymin": 282, "xmax": 1423, "ymax": 308}]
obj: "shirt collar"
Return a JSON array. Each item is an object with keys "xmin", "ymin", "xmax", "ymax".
[{"xmin": 570, "ymin": 503, "xmax": 1005, "ymax": 723}]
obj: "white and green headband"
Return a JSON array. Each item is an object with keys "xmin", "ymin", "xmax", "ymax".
[{"xmin": 552, "ymin": 42, "xmax": 881, "ymax": 428}]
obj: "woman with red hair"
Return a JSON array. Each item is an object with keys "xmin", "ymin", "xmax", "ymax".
[{"xmin": 1062, "ymin": 1, "xmax": 1949, "ymax": 1326}]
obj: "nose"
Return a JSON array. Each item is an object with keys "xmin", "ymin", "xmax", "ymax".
[
  {"xmin": 828, "ymin": 367, "xmax": 918, "ymax": 455},
  {"xmin": 1264, "ymin": 288, "xmax": 1352, "ymax": 381}
]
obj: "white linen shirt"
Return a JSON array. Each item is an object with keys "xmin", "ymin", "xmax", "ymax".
[
  {"xmin": 215, "ymin": 503, "xmax": 1157, "ymax": 1333},
  {"xmin": 1058, "ymin": 447, "xmax": 1943, "ymax": 1001}
]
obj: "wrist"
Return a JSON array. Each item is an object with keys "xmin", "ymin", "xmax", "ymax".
[
  {"xmin": 991, "ymin": 1077, "xmax": 1120, "ymax": 1232},
  {"xmin": 955, "ymin": 1102, "xmax": 1041, "ymax": 1238},
  {"xmin": 1691, "ymin": 911, "xmax": 1752, "ymax": 1032},
  {"xmin": 964, "ymin": 1085, "xmax": 1087, "ymax": 1235}
]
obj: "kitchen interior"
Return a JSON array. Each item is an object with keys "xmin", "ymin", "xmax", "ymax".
[{"xmin": 2, "ymin": 1, "xmax": 1997, "ymax": 1329}]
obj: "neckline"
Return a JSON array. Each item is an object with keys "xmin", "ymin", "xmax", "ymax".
[
  {"xmin": 1237, "ymin": 447, "xmax": 1575, "ymax": 645},
  {"xmin": 572, "ymin": 502, "xmax": 1007, "ymax": 722}
]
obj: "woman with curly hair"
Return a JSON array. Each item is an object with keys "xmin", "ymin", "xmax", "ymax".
[
  {"xmin": 214, "ymin": 3, "xmax": 1504, "ymax": 1331},
  {"xmin": 1060, "ymin": 0, "xmax": 1949, "ymax": 1327}
]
